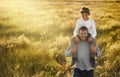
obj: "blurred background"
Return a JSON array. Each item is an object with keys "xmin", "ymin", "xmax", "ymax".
[{"xmin": 0, "ymin": 0, "xmax": 120, "ymax": 77}]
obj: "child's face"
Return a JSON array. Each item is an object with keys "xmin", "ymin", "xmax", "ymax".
[
  {"xmin": 78, "ymin": 30, "xmax": 88, "ymax": 40},
  {"xmin": 81, "ymin": 13, "xmax": 89, "ymax": 20}
]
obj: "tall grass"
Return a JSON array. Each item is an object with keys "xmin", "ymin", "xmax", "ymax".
[{"xmin": 0, "ymin": 0, "xmax": 120, "ymax": 77}]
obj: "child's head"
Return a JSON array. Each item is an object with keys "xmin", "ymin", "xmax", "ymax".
[{"xmin": 80, "ymin": 7, "xmax": 90, "ymax": 20}]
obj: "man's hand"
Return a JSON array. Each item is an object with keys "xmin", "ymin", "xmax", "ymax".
[
  {"xmin": 88, "ymin": 37, "xmax": 94, "ymax": 43},
  {"xmin": 90, "ymin": 45, "xmax": 97, "ymax": 54},
  {"xmin": 71, "ymin": 46, "xmax": 77, "ymax": 54},
  {"xmin": 74, "ymin": 36, "xmax": 80, "ymax": 43}
]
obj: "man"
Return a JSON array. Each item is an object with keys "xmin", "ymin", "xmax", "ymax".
[{"xmin": 66, "ymin": 26, "xmax": 101, "ymax": 77}]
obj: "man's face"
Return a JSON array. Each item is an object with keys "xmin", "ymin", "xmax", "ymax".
[
  {"xmin": 78, "ymin": 30, "xmax": 88, "ymax": 40},
  {"xmin": 81, "ymin": 13, "xmax": 89, "ymax": 20}
]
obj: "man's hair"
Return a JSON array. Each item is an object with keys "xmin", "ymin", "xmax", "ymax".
[{"xmin": 79, "ymin": 26, "xmax": 88, "ymax": 32}]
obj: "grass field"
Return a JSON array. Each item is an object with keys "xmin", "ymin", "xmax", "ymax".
[{"xmin": 0, "ymin": 0, "xmax": 120, "ymax": 77}]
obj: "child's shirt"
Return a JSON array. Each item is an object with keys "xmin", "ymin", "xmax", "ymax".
[{"xmin": 73, "ymin": 18, "xmax": 97, "ymax": 38}]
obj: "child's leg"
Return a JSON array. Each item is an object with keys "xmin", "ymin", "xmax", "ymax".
[
  {"xmin": 90, "ymin": 44, "xmax": 96, "ymax": 67},
  {"xmin": 74, "ymin": 35, "xmax": 80, "ymax": 43},
  {"xmin": 89, "ymin": 40, "xmax": 96, "ymax": 58},
  {"xmin": 71, "ymin": 46, "xmax": 78, "ymax": 66},
  {"xmin": 88, "ymin": 36, "xmax": 97, "ymax": 54},
  {"xmin": 70, "ymin": 35, "xmax": 80, "ymax": 66},
  {"xmin": 90, "ymin": 44, "xmax": 96, "ymax": 68},
  {"xmin": 87, "ymin": 36, "xmax": 96, "ymax": 67},
  {"xmin": 71, "ymin": 53, "xmax": 77, "ymax": 66},
  {"xmin": 90, "ymin": 44, "xmax": 97, "ymax": 54}
]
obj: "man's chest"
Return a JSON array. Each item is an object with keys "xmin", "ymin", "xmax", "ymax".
[{"xmin": 77, "ymin": 42, "xmax": 90, "ymax": 56}]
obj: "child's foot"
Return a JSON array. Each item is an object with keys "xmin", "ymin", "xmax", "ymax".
[{"xmin": 70, "ymin": 57, "xmax": 77, "ymax": 66}]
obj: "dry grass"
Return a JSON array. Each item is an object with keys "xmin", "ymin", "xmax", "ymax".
[{"xmin": 0, "ymin": 0, "xmax": 120, "ymax": 77}]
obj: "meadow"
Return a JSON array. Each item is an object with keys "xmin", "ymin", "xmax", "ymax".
[{"xmin": 0, "ymin": 0, "xmax": 120, "ymax": 77}]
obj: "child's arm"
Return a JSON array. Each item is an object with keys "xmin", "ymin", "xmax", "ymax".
[
  {"xmin": 73, "ymin": 19, "xmax": 82, "ymax": 36},
  {"xmin": 91, "ymin": 20, "xmax": 97, "ymax": 38}
]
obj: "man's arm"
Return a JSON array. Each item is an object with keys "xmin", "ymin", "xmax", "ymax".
[
  {"xmin": 65, "ymin": 45, "xmax": 72, "ymax": 57},
  {"xmin": 96, "ymin": 44, "xmax": 102, "ymax": 57}
]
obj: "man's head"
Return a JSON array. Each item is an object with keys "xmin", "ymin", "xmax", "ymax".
[
  {"xmin": 80, "ymin": 7, "xmax": 90, "ymax": 20},
  {"xmin": 78, "ymin": 26, "xmax": 88, "ymax": 40}
]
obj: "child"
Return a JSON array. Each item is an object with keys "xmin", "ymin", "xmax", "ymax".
[{"xmin": 71, "ymin": 7, "xmax": 97, "ymax": 67}]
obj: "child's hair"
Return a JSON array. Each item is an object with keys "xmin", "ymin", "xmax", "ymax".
[
  {"xmin": 80, "ymin": 7, "xmax": 90, "ymax": 15},
  {"xmin": 79, "ymin": 26, "xmax": 88, "ymax": 32}
]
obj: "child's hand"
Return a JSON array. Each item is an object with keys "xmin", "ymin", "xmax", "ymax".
[
  {"xmin": 88, "ymin": 37, "xmax": 94, "ymax": 43},
  {"xmin": 74, "ymin": 36, "xmax": 80, "ymax": 43},
  {"xmin": 71, "ymin": 46, "xmax": 77, "ymax": 54}
]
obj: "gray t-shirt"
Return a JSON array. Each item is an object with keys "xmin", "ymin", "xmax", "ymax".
[{"xmin": 71, "ymin": 38, "xmax": 93, "ymax": 70}]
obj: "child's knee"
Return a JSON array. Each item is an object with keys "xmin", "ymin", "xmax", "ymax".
[
  {"xmin": 88, "ymin": 37, "xmax": 94, "ymax": 43},
  {"xmin": 74, "ymin": 36, "xmax": 80, "ymax": 43}
]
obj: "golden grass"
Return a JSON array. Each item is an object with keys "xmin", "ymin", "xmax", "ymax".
[{"xmin": 0, "ymin": 0, "xmax": 120, "ymax": 77}]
